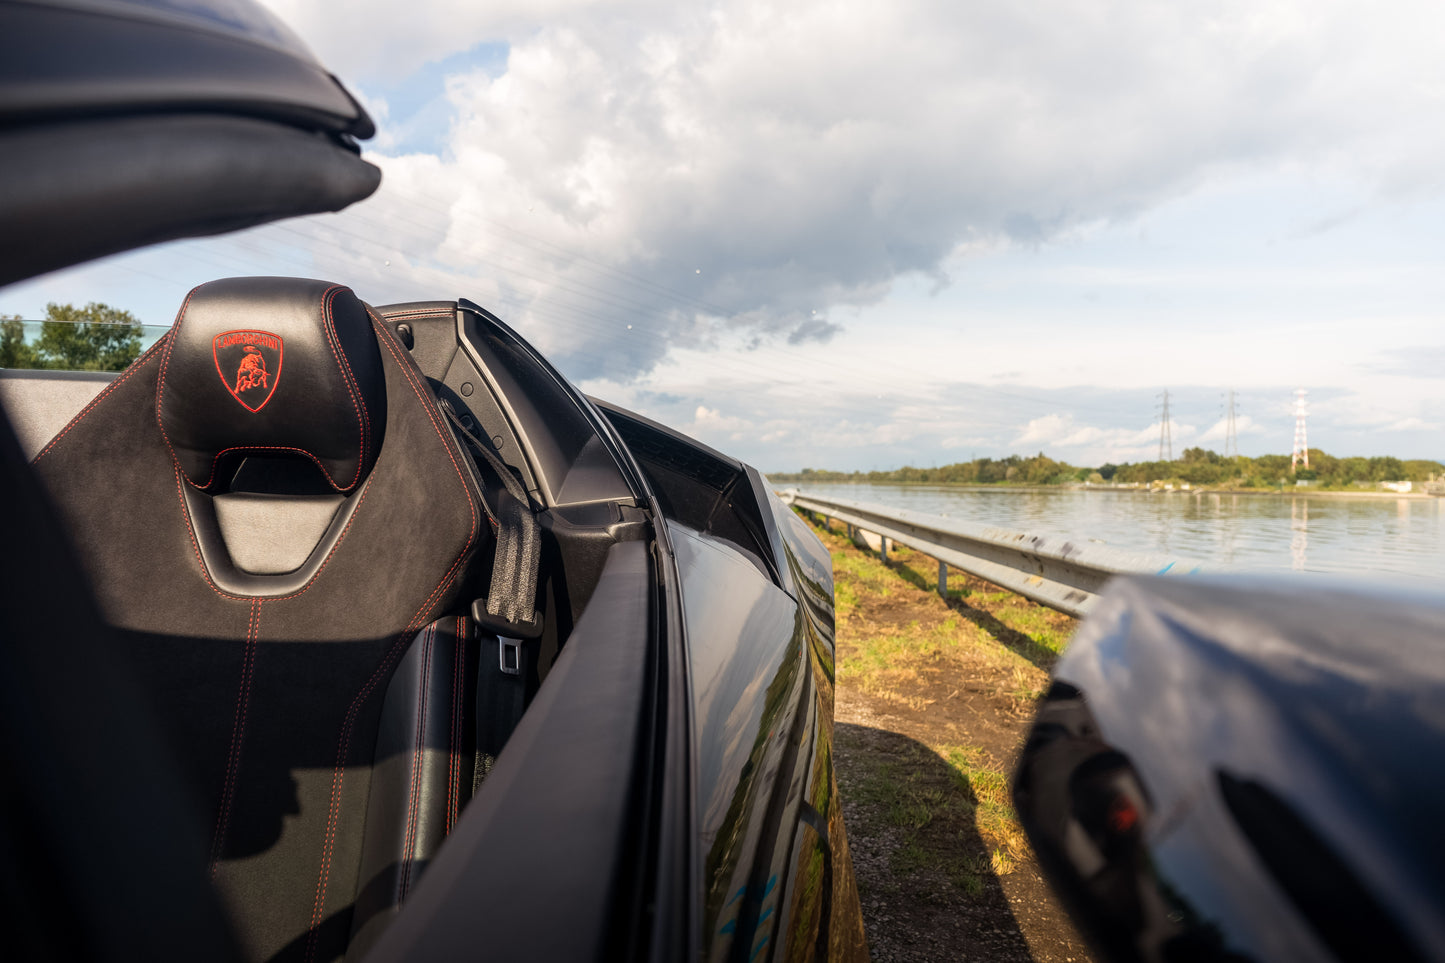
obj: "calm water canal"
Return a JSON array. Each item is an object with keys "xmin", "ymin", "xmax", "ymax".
[{"xmin": 793, "ymin": 483, "xmax": 1445, "ymax": 582}]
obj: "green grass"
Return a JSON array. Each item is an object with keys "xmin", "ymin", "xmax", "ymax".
[
  {"xmin": 804, "ymin": 509, "xmax": 1059, "ymax": 707},
  {"xmin": 942, "ymin": 746, "xmax": 1030, "ymax": 869},
  {"xmin": 833, "ymin": 577, "xmax": 860, "ymax": 620},
  {"xmin": 986, "ymin": 602, "xmax": 1073, "ymax": 656},
  {"xmin": 844, "ymin": 617, "xmax": 963, "ymax": 675},
  {"xmin": 802, "ymin": 508, "xmax": 1048, "ymax": 890},
  {"xmin": 843, "ymin": 736, "xmax": 1031, "ymax": 895},
  {"xmin": 879, "ymin": 539, "xmax": 1077, "ymax": 666}
]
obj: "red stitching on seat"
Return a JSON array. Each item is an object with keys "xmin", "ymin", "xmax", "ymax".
[
  {"xmin": 185, "ymin": 445, "xmax": 354, "ymax": 493},
  {"xmin": 446, "ymin": 617, "xmax": 462, "ymax": 834},
  {"xmin": 398, "ymin": 623, "xmax": 435, "ymax": 900},
  {"xmin": 153, "ymin": 286, "xmax": 198, "ymax": 464},
  {"xmin": 172, "ymin": 464, "xmax": 375, "ymax": 603},
  {"xmin": 154, "ymin": 284, "xmax": 370, "ymax": 493},
  {"xmin": 376, "ymin": 310, "xmax": 454, "ymax": 321},
  {"xmin": 32, "ymin": 337, "xmax": 169, "ymax": 463},
  {"xmin": 305, "ymin": 316, "xmax": 480, "ymax": 963},
  {"xmin": 209, "ymin": 598, "xmax": 262, "ymax": 875},
  {"xmin": 318, "ymin": 286, "xmax": 369, "ymax": 491}
]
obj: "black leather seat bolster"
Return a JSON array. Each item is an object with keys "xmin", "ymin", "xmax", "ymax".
[{"xmin": 348, "ymin": 615, "xmax": 481, "ymax": 957}]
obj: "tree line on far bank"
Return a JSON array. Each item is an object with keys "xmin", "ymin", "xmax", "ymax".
[
  {"xmin": 1, "ymin": 303, "xmax": 145, "ymax": 372},
  {"xmin": 774, "ymin": 447, "xmax": 1445, "ymax": 490}
]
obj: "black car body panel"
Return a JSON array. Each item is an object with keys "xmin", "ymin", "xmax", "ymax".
[
  {"xmin": 670, "ymin": 522, "xmax": 809, "ymax": 959},
  {"xmin": 598, "ymin": 396, "xmax": 844, "ymax": 962},
  {"xmin": 1014, "ymin": 575, "xmax": 1445, "ymax": 963}
]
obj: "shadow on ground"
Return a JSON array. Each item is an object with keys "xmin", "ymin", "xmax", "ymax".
[
  {"xmin": 885, "ymin": 555, "xmax": 1065, "ymax": 671},
  {"xmin": 835, "ymin": 721, "xmax": 1038, "ymax": 963},
  {"xmin": 942, "ymin": 595, "xmax": 1059, "ymax": 671}
]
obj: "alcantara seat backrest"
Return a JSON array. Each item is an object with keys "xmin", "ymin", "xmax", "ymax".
[{"xmin": 30, "ymin": 277, "xmax": 488, "ymax": 962}]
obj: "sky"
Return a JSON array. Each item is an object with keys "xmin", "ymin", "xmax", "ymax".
[{"xmin": 4, "ymin": 0, "xmax": 1443, "ymax": 471}]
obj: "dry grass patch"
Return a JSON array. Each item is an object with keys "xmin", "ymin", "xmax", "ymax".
[
  {"xmin": 818, "ymin": 522, "xmax": 1053, "ymax": 716},
  {"xmin": 809, "ymin": 513, "xmax": 1050, "ymax": 877},
  {"xmin": 804, "ymin": 509, "xmax": 1097, "ymax": 962},
  {"xmin": 840, "ymin": 730, "xmax": 1031, "ymax": 897}
]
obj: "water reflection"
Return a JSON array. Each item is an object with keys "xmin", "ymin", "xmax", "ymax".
[
  {"xmin": 800, "ymin": 484, "xmax": 1445, "ymax": 580},
  {"xmin": 1290, "ymin": 499, "xmax": 1308, "ymax": 572}
]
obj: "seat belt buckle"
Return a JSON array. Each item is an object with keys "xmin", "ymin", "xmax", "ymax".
[
  {"xmin": 499, "ymin": 638, "xmax": 523, "ymax": 676},
  {"xmin": 471, "ymin": 599, "xmax": 544, "ymax": 640}
]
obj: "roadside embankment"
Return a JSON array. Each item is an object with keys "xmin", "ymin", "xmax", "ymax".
[{"xmin": 807, "ymin": 512, "xmax": 1095, "ymax": 963}]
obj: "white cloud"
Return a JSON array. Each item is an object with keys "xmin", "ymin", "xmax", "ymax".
[
  {"xmin": 1009, "ymin": 413, "xmax": 1208, "ymax": 464},
  {"xmin": 1197, "ymin": 414, "xmax": 1265, "ymax": 443},
  {"xmin": 259, "ymin": 0, "xmax": 1445, "ymax": 385},
  {"xmin": 689, "ymin": 405, "xmax": 752, "ymax": 435},
  {"xmin": 941, "ymin": 434, "xmax": 989, "ymax": 449},
  {"xmin": 1058, "ymin": 426, "xmax": 1107, "ymax": 447},
  {"xmin": 12, "ymin": 2, "xmax": 1440, "ymax": 474},
  {"xmin": 261, "ymin": 0, "xmax": 626, "ymax": 80},
  {"xmin": 1013, "ymin": 414, "xmax": 1074, "ymax": 447},
  {"xmin": 1383, "ymin": 417, "xmax": 1439, "ymax": 432}
]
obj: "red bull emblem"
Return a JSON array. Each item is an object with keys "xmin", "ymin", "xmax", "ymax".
[{"xmin": 212, "ymin": 330, "xmax": 283, "ymax": 412}]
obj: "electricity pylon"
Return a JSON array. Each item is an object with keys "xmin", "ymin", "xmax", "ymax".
[
  {"xmin": 1157, "ymin": 390, "xmax": 1173, "ymax": 462},
  {"xmin": 1290, "ymin": 389, "xmax": 1309, "ymax": 471}
]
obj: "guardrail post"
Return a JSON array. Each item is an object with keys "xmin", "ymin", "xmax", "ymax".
[
  {"xmin": 880, "ymin": 537, "xmax": 888, "ymax": 563},
  {"xmin": 938, "ymin": 559, "xmax": 948, "ymax": 598}
]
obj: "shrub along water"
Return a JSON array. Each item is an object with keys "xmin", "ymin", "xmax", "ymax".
[{"xmin": 773, "ymin": 446, "xmax": 1444, "ymax": 490}]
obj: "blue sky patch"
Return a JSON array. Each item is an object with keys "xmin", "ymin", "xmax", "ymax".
[{"xmin": 358, "ymin": 42, "xmax": 509, "ymax": 156}]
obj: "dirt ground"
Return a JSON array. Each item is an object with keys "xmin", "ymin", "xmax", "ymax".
[{"xmin": 812, "ymin": 517, "xmax": 1097, "ymax": 963}]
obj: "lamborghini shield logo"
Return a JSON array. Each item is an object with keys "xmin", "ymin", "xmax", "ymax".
[{"xmin": 212, "ymin": 330, "xmax": 284, "ymax": 412}]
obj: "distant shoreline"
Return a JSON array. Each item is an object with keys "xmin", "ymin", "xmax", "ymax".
[{"xmin": 780, "ymin": 480, "xmax": 1439, "ymax": 501}]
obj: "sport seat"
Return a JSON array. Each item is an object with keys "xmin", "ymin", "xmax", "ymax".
[{"xmin": 31, "ymin": 277, "xmax": 490, "ymax": 961}]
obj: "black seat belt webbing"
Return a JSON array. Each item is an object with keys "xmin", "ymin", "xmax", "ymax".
[
  {"xmin": 439, "ymin": 400, "xmax": 543, "ymax": 632},
  {"xmin": 440, "ymin": 399, "xmax": 542, "ymax": 781}
]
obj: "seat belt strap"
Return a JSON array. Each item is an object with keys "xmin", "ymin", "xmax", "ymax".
[{"xmin": 439, "ymin": 400, "xmax": 543, "ymax": 634}]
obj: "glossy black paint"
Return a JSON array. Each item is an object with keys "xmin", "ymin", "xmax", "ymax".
[
  {"xmin": 671, "ymin": 522, "xmax": 807, "ymax": 959},
  {"xmin": 1014, "ymin": 574, "xmax": 1445, "ymax": 963},
  {"xmin": 597, "ymin": 400, "xmax": 853, "ymax": 961}
]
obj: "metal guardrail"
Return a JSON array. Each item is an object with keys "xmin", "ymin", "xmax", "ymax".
[{"xmin": 779, "ymin": 490, "xmax": 1210, "ymax": 618}]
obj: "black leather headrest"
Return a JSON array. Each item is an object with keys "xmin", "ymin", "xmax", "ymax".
[{"xmin": 158, "ymin": 277, "xmax": 386, "ymax": 493}]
